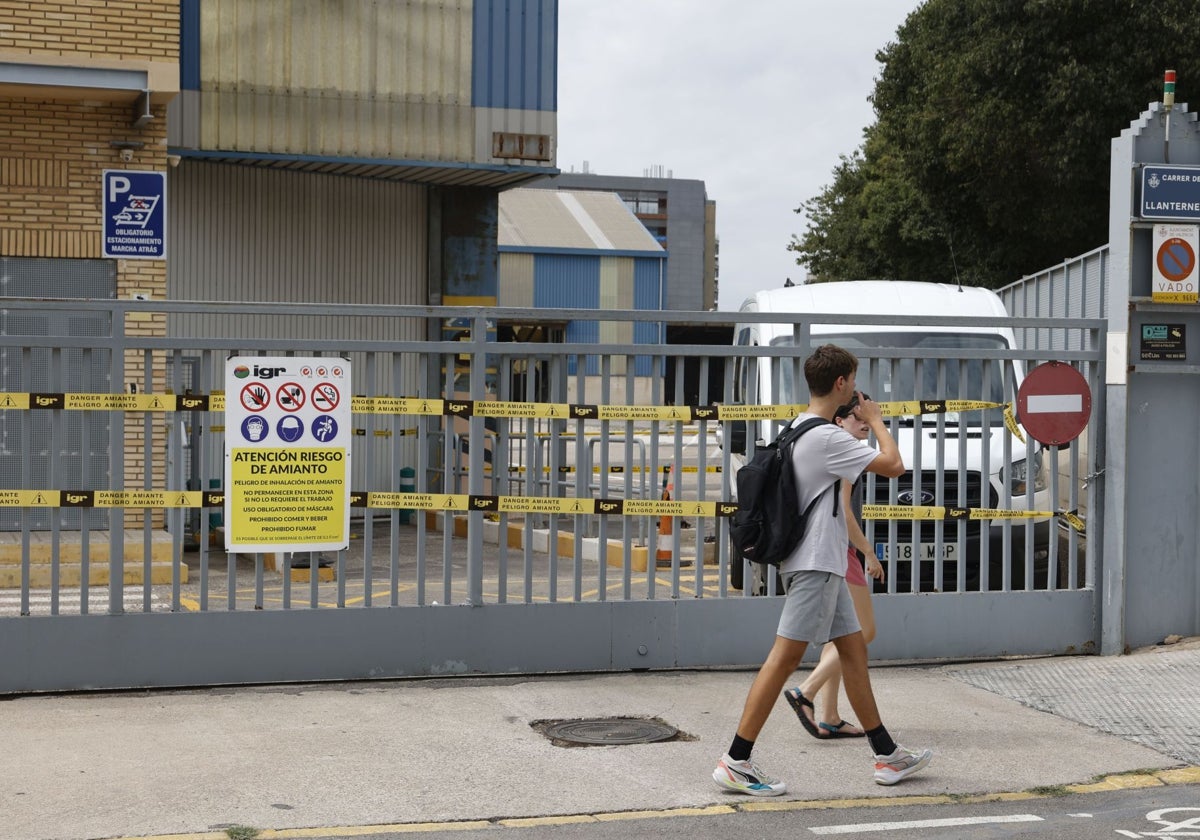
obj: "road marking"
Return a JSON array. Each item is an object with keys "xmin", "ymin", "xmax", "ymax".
[
  {"xmin": 0, "ymin": 587, "xmax": 167, "ymax": 615},
  {"xmin": 810, "ymin": 813, "xmax": 1043, "ymax": 835}
]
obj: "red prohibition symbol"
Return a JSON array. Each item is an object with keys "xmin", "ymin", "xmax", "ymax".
[
  {"xmin": 312, "ymin": 382, "xmax": 340, "ymax": 411},
  {"xmin": 239, "ymin": 382, "xmax": 271, "ymax": 412},
  {"xmin": 276, "ymin": 382, "xmax": 306, "ymax": 412},
  {"xmin": 1157, "ymin": 237, "xmax": 1196, "ymax": 282}
]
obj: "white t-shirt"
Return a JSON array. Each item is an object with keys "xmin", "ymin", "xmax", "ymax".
[{"xmin": 779, "ymin": 413, "xmax": 879, "ymax": 576}]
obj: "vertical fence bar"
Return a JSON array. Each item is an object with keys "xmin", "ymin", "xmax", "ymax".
[
  {"xmin": 107, "ymin": 305, "xmax": 125, "ymax": 615},
  {"xmin": 361, "ymin": 351, "xmax": 376, "ymax": 609},
  {"xmin": 48, "ymin": 347, "xmax": 61, "ymax": 615}
]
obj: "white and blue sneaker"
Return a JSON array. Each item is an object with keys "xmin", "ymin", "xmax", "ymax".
[{"xmin": 712, "ymin": 753, "xmax": 787, "ymax": 796}]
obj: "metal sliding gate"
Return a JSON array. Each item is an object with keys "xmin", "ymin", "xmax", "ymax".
[{"xmin": 0, "ymin": 299, "xmax": 1106, "ymax": 693}]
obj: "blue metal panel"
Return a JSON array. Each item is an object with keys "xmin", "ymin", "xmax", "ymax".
[
  {"xmin": 534, "ymin": 253, "xmax": 596, "ymax": 375},
  {"xmin": 633, "ymin": 258, "xmax": 665, "ymax": 375},
  {"xmin": 180, "ymin": 0, "xmax": 200, "ymax": 91},
  {"xmin": 632, "ymin": 322, "xmax": 658, "ymax": 376},
  {"xmin": 567, "ymin": 319, "xmax": 599, "ymax": 375},
  {"xmin": 532, "ymin": 254, "xmax": 597, "ymax": 308},
  {"xmin": 633, "ymin": 257, "xmax": 664, "ymax": 310},
  {"xmin": 472, "ymin": 0, "xmax": 558, "ymax": 111}
]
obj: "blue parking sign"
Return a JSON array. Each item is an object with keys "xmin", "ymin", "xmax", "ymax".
[{"xmin": 103, "ymin": 170, "xmax": 166, "ymax": 258}]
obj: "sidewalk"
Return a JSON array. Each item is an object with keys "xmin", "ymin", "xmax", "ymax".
[{"xmin": 3, "ymin": 642, "xmax": 1198, "ymax": 840}]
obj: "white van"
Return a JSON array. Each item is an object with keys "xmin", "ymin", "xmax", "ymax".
[{"xmin": 727, "ymin": 281, "xmax": 1050, "ymax": 593}]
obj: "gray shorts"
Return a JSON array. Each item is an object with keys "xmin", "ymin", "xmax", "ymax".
[{"xmin": 777, "ymin": 570, "xmax": 861, "ymax": 644}]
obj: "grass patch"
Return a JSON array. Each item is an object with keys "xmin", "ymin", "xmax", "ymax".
[
  {"xmin": 1027, "ymin": 784, "xmax": 1070, "ymax": 797},
  {"xmin": 225, "ymin": 828, "xmax": 260, "ymax": 840}
]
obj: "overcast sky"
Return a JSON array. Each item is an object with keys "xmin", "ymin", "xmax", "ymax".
[{"xmin": 555, "ymin": 1, "xmax": 925, "ymax": 310}]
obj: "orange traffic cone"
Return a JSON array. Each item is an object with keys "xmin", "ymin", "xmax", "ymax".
[{"xmin": 656, "ymin": 465, "xmax": 674, "ymax": 567}]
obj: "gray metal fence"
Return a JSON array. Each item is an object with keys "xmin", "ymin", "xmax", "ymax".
[{"xmin": 0, "ymin": 298, "xmax": 1106, "ymax": 693}]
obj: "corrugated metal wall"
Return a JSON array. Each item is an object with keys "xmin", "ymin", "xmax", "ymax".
[
  {"xmin": 167, "ymin": 160, "xmax": 430, "ymax": 485},
  {"xmin": 472, "ymin": 0, "xmax": 557, "ymax": 112},
  {"xmin": 498, "ymin": 252, "xmax": 534, "ymax": 306},
  {"xmin": 999, "ymin": 246, "xmax": 1109, "ymax": 352},
  {"xmin": 168, "ymin": 161, "xmax": 426, "ymax": 312},
  {"xmin": 192, "ymin": 0, "xmax": 475, "ymax": 161}
]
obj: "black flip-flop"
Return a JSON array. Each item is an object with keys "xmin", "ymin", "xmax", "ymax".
[
  {"xmin": 784, "ymin": 688, "xmax": 824, "ymax": 739},
  {"xmin": 818, "ymin": 719, "xmax": 866, "ymax": 739}
]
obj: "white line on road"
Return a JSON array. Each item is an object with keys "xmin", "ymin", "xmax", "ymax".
[{"xmin": 810, "ymin": 814, "xmax": 1044, "ymax": 835}]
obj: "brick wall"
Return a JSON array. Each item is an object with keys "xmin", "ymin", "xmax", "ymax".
[
  {"xmin": 1, "ymin": 0, "xmax": 180, "ymax": 516},
  {"xmin": 0, "ymin": 1, "xmax": 179, "ymax": 59}
]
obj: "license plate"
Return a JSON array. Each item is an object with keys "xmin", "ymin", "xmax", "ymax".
[{"xmin": 875, "ymin": 542, "xmax": 958, "ymax": 562}]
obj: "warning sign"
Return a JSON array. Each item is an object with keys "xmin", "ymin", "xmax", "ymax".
[
  {"xmin": 224, "ymin": 356, "xmax": 352, "ymax": 553},
  {"xmin": 1152, "ymin": 224, "xmax": 1200, "ymax": 303}
]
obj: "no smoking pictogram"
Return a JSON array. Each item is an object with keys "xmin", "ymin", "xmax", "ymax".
[
  {"xmin": 312, "ymin": 382, "xmax": 340, "ymax": 411},
  {"xmin": 1157, "ymin": 237, "xmax": 1196, "ymax": 282}
]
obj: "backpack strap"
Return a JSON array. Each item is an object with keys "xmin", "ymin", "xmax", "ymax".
[{"xmin": 786, "ymin": 416, "xmax": 841, "ymax": 521}]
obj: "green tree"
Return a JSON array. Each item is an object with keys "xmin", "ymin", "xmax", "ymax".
[{"xmin": 792, "ymin": 0, "xmax": 1200, "ymax": 288}]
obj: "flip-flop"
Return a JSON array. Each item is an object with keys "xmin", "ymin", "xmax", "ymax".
[
  {"xmin": 818, "ymin": 719, "xmax": 866, "ymax": 738},
  {"xmin": 784, "ymin": 688, "xmax": 824, "ymax": 739}
]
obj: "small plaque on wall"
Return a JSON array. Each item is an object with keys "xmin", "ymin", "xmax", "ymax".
[{"xmin": 1140, "ymin": 323, "xmax": 1187, "ymax": 360}]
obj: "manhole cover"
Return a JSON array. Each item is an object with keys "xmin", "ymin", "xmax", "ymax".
[{"xmin": 539, "ymin": 717, "xmax": 679, "ymax": 746}]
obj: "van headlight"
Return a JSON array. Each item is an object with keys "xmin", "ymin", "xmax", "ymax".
[{"xmin": 1003, "ymin": 451, "xmax": 1046, "ymax": 495}]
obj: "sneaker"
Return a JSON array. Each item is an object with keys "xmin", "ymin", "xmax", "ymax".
[
  {"xmin": 873, "ymin": 745, "xmax": 933, "ymax": 785},
  {"xmin": 712, "ymin": 753, "xmax": 787, "ymax": 797}
]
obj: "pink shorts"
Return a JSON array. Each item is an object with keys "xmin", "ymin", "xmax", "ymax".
[{"xmin": 844, "ymin": 546, "xmax": 867, "ymax": 587}]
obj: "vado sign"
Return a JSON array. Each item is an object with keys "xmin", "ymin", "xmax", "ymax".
[
  {"xmin": 1152, "ymin": 224, "xmax": 1200, "ymax": 304},
  {"xmin": 224, "ymin": 356, "xmax": 352, "ymax": 553}
]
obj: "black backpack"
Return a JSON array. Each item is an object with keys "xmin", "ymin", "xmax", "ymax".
[{"xmin": 729, "ymin": 416, "xmax": 839, "ymax": 567}]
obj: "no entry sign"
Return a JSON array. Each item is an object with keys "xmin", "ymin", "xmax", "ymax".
[{"xmin": 1017, "ymin": 362, "xmax": 1092, "ymax": 446}]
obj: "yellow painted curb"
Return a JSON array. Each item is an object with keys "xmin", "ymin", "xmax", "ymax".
[
  {"xmin": 1157, "ymin": 766, "xmax": 1200, "ymax": 784},
  {"xmin": 593, "ymin": 806, "xmax": 736, "ymax": 821},
  {"xmin": 259, "ymin": 821, "xmax": 492, "ymax": 836},
  {"xmin": 498, "ymin": 814, "xmax": 597, "ymax": 828},
  {"xmin": 108, "ymin": 767, "xmax": 1200, "ymax": 840},
  {"xmin": 1067, "ymin": 771, "xmax": 1166, "ymax": 793}
]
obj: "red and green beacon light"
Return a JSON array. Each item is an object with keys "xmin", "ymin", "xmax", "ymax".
[{"xmin": 1164, "ymin": 69, "xmax": 1176, "ymax": 109}]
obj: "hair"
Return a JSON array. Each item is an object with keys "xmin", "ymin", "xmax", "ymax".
[{"xmin": 804, "ymin": 344, "xmax": 858, "ymax": 397}]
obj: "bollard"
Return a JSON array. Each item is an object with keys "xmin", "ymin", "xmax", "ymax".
[
  {"xmin": 656, "ymin": 465, "xmax": 674, "ymax": 566},
  {"xmin": 399, "ymin": 466, "xmax": 415, "ymax": 525}
]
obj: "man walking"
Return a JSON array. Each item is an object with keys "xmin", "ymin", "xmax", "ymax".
[{"xmin": 713, "ymin": 344, "xmax": 933, "ymax": 796}]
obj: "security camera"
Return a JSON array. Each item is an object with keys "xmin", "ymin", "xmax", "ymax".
[{"xmin": 119, "ymin": 148, "xmax": 134, "ymax": 163}]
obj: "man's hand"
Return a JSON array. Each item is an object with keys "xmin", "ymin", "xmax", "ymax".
[{"xmin": 853, "ymin": 391, "xmax": 883, "ymax": 425}]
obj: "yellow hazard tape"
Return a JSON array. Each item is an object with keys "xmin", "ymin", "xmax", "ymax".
[
  {"xmin": 353, "ymin": 493, "xmax": 738, "ymax": 518},
  {"xmin": 0, "ymin": 392, "xmax": 1016, "ymax": 425},
  {"xmin": 0, "ymin": 490, "xmax": 223, "ymax": 508},
  {"xmin": 0, "ymin": 489, "xmax": 727, "ymax": 517},
  {"xmin": 0, "ymin": 488, "xmax": 1079, "ymax": 526},
  {"xmin": 862, "ymin": 503, "xmax": 1084, "ymax": 529},
  {"xmin": 507, "ymin": 465, "xmax": 722, "ymax": 474},
  {"xmin": 1003, "ymin": 404, "xmax": 1026, "ymax": 443}
]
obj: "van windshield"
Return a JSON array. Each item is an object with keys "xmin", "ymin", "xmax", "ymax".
[{"xmin": 770, "ymin": 332, "xmax": 1013, "ymax": 426}]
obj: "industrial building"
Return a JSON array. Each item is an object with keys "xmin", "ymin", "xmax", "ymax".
[{"xmin": 529, "ymin": 171, "xmax": 719, "ymax": 312}]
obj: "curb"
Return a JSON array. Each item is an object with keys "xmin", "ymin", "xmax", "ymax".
[{"xmin": 114, "ymin": 766, "xmax": 1200, "ymax": 840}]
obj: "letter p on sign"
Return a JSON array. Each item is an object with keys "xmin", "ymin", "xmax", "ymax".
[{"xmin": 108, "ymin": 176, "xmax": 131, "ymax": 203}]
